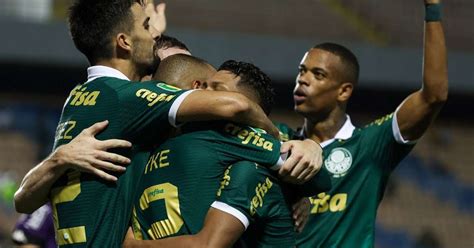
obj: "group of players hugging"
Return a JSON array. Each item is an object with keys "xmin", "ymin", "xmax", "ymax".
[{"xmin": 12, "ymin": 0, "xmax": 447, "ymax": 247}]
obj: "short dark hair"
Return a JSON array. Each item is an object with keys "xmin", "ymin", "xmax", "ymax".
[
  {"xmin": 68, "ymin": 0, "xmax": 138, "ymax": 64},
  {"xmin": 155, "ymin": 35, "xmax": 190, "ymax": 52},
  {"xmin": 313, "ymin": 43, "xmax": 359, "ymax": 85},
  {"xmin": 218, "ymin": 60, "xmax": 274, "ymax": 115},
  {"xmin": 154, "ymin": 54, "xmax": 213, "ymax": 89}
]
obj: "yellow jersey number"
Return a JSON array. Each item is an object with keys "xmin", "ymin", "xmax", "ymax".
[
  {"xmin": 51, "ymin": 171, "xmax": 87, "ymax": 245},
  {"xmin": 138, "ymin": 183, "xmax": 184, "ymax": 239}
]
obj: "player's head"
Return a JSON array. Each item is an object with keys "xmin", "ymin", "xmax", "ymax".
[
  {"xmin": 207, "ymin": 60, "xmax": 275, "ymax": 115},
  {"xmin": 155, "ymin": 35, "xmax": 192, "ymax": 61},
  {"xmin": 293, "ymin": 42, "xmax": 359, "ymax": 119},
  {"xmin": 153, "ymin": 54, "xmax": 216, "ymax": 90},
  {"xmin": 68, "ymin": 0, "xmax": 157, "ymax": 76}
]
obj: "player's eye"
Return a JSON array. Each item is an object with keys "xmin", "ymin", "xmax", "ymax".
[
  {"xmin": 143, "ymin": 17, "xmax": 150, "ymax": 30},
  {"xmin": 313, "ymin": 71, "xmax": 325, "ymax": 80},
  {"xmin": 298, "ymin": 67, "xmax": 305, "ymax": 74}
]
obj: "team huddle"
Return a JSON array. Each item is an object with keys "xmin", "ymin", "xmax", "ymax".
[{"xmin": 13, "ymin": 0, "xmax": 448, "ymax": 247}]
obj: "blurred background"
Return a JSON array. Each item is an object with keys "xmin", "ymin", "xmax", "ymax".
[{"xmin": 0, "ymin": 0, "xmax": 472, "ymax": 247}]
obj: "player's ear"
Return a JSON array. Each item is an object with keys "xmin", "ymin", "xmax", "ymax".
[
  {"xmin": 337, "ymin": 82, "xmax": 353, "ymax": 102},
  {"xmin": 116, "ymin": 33, "xmax": 132, "ymax": 56}
]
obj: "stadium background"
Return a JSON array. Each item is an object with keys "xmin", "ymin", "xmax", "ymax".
[{"xmin": 0, "ymin": 0, "xmax": 472, "ymax": 247}]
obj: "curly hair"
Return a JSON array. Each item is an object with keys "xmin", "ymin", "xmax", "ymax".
[{"xmin": 218, "ymin": 60, "xmax": 275, "ymax": 115}]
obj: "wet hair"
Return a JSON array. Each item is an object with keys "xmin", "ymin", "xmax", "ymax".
[
  {"xmin": 68, "ymin": 0, "xmax": 139, "ymax": 64},
  {"xmin": 313, "ymin": 42, "xmax": 359, "ymax": 85},
  {"xmin": 154, "ymin": 54, "xmax": 213, "ymax": 89},
  {"xmin": 155, "ymin": 35, "xmax": 190, "ymax": 52},
  {"xmin": 218, "ymin": 60, "xmax": 275, "ymax": 115}
]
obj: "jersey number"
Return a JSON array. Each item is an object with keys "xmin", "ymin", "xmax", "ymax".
[
  {"xmin": 51, "ymin": 171, "xmax": 86, "ymax": 245},
  {"xmin": 55, "ymin": 120, "xmax": 76, "ymax": 142},
  {"xmin": 139, "ymin": 183, "xmax": 184, "ymax": 238}
]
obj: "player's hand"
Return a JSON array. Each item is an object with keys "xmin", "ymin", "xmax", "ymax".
[
  {"xmin": 279, "ymin": 139, "xmax": 323, "ymax": 184},
  {"xmin": 145, "ymin": 2, "xmax": 166, "ymax": 39},
  {"xmin": 53, "ymin": 120, "xmax": 132, "ymax": 182},
  {"xmin": 292, "ymin": 197, "xmax": 310, "ymax": 233}
]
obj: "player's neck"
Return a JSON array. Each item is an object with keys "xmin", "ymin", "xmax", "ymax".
[
  {"xmin": 95, "ymin": 59, "xmax": 142, "ymax": 81},
  {"xmin": 303, "ymin": 108, "xmax": 347, "ymax": 143}
]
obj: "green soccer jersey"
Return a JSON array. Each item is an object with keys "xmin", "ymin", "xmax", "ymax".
[
  {"xmin": 131, "ymin": 122, "xmax": 284, "ymax": 240},
  {"xmin": 212, "ymin": 122, "xmax": 331, "ymax": 248},
  {"xmin": 213, "ymin": 162, "xmax": 295, "ymax": 248},
  {"xmin": 296, "ymin": 114, "xmax": 415, "ymax": 248},
  {"xmin": 50, "ymin": 67, "xmax": 192, "ymax": 247}
]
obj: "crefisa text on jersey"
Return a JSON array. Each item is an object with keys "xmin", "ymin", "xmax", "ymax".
[{"xmin": 224, "ymin": 123, "xmax": 274, "ymax": 151}]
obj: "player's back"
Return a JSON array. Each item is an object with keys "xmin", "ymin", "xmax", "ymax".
[
  {"xmin": 132, "ymin": 121, "xmax": 283, "ymax": 240},
  {"xmin": 51, "ymin": 75, "xmax": 188, "ymax": 247}
]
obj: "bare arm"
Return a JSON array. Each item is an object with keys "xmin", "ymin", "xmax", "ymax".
[
  {"xmin": 124, "ymin": 208, "xmax": 244, "ymax": 248},
  {"xmin": 14, "ymin": 121, "xmax": 131, "ymax": 214},
  {"xmin": 176, "ymin": 90, "xmax": 280, "ymax": 138},
  {"xmin": 396, "ymin": 0, "xmax": 448, "ymax": 141}
]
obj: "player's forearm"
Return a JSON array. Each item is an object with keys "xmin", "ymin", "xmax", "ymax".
[
  {"xmin": 177, "ymin": 91, "xmax": 279, "ymax": 137},
  {"xmin": 232, "ymin": 97, "xmax": 280, "ymax": 138},
  {"xmin": 421, "ymin": 9, "xmax": 448, "ymax": 104},
  {"xmin": 14, "ymin": 150, "xmax": 68, "ymax": 213}
]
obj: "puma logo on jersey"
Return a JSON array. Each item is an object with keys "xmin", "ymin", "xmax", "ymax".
[
  {"xmin": 136, "ymin": 89, "xmax": 175, "ymax": 107},
  {"xmin": 69, "ymin": 86, "xmax": 100, "ymax": 106}
]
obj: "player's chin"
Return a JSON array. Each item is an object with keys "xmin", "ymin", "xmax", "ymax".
[{"xmin": 294, "ymin": 103, "xmax": 307, "ymax": 114}]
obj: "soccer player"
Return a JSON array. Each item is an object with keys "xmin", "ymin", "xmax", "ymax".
[
  {"xmin": 141, "ymin": 35, "xmax": 191, "ymax": 81},
  {"xmin": 13, "ymin": 1, "xmax": 316, "ymax": 247},
  {"xmin": 294, "ymin": 0, "xmax": 448, "ymax": 247},
  {"xmin": 155, "ymin": 35, "xmax": 192, "ymax": 61},
  {"xmin": 131, "ymin": 55, "xmax": 323, "ymax": 238},
  {"xmin": 124, "ymin": 59, "xmax": 330, "ymax": 248}
]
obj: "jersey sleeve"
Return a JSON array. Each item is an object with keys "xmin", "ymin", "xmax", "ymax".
[
  {"xmin": 12, "ymin": 204, "xmax": 54, "ymax": 246},
  {"xmin": 212, "ymin": 163, "xmax": 284, "ymax": 226},
  {"xmin": 212, "ymin": 162, "xmax": 295, "ymax": 245},
  {"xmin": 117, "ymin": 81, "xmax": 194, "ymax": 142},
  {"xmin": 363, "ymin": 113, "xmax": 415, "ymax": 172},
  {"xmin": 214, "ymin": 123, "xmax": 284, "ymax": 170}
]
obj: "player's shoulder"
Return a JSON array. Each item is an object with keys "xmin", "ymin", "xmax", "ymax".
[
  {"xmin": 273, "ymin": 122, "xmax": 295, "ymax": 141},
  {"xmin": 361, "ymin": 113, "xmax": 394, "ymax": 132},
  {"xmin": 114, "ymin": 80, "xmax": 187, "ymax": 103},
  {"xmin": 66, "ymin": 77, "xmax": 129, "ymax": 103}
]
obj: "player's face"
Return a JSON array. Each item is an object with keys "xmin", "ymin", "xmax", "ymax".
[
  {"xmin": 130, "ymin": 3, "xmax": 158, "ymax": 76},
  {"xmin": 205, "ymin": 70, "xmax": 241, "ymax": 92},
  {"xmin": 293, "ymin": 48, "xmax": 343, "ymax": 119}
]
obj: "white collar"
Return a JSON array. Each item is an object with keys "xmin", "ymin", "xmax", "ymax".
[
  {"xmin": 302, "ymin": 115, "xmax": 356, "ymax": 148},
  {"xmin": 86, "ymin": 65, "xmax": 130, "ymax": 83}
]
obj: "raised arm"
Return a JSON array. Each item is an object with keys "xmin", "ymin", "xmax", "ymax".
[
  {"xmin": 396, "ymin": 0, "xmax": 448, "ymax": 141},
  {"xmin": 14, "ymin": 121, "xmax": 131, "ymax": 213},
  {"xmin": 176, "ymin": 90, "xmax": 280, "ymax": 138}
]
